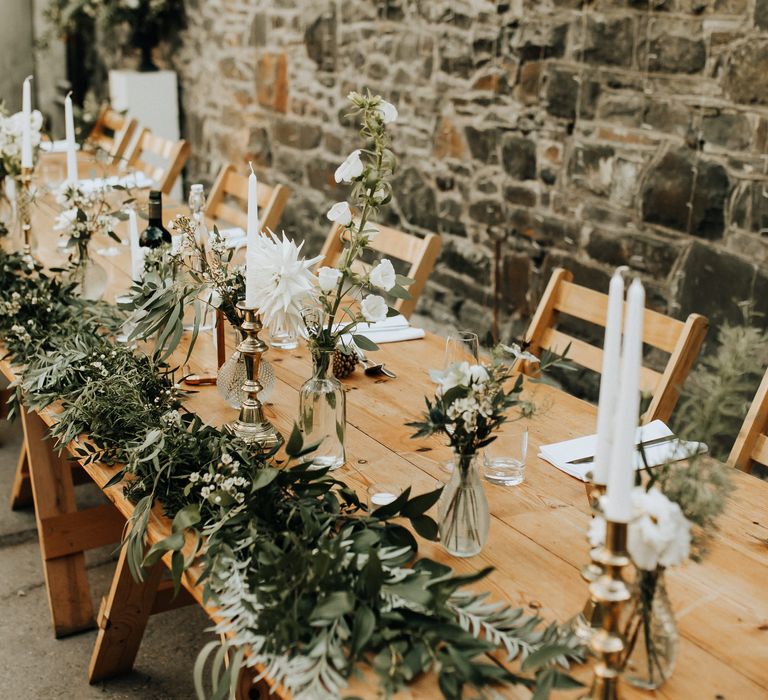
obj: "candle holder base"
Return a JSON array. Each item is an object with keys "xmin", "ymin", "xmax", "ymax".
[{"xmin": 224, "ymin": 304, "xmax": 283, "ymax": 454}]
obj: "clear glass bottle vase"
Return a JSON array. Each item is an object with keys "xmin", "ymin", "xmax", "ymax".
[
  {"xmin": 217, "ymin": 326, "xmax": 275, "ymax": 408},
  {"xmin": 69, "ymin": 250, "xmax": 108, "ymax": 300},
  {"xmin": 438, "ymin": 453, "xmax": 490, "ymax": 557},
  {"xmin": 299, "ymin": 349, "xmax": 346, "ymax": 470},
  {"xmin": 623, "ymin": 568, "xmax": 678, "ymax": 690}
]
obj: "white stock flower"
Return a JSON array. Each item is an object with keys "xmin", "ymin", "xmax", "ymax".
[
  {"xmin": 246, "ymin": 233, "xmax": 324, "ymax": 336},
  {"xmin": 429, "ymin": 361, "xmax": 471, "ymax": 395},
  {"xmin": 467, "ymin": 364, "xmax": 489, "ymax": 385},
  {"xmin": 334, "ymin": 149, "xmax": 364, "ymax": 183},
  {"xmin": 360, "ymin": 294, "xmax": 388, "ymax": 323},
  {"xmin": 326, "ymin": 201, "xmax": 353, "ymax": 226},
  {"xmin": 369, "ymin": 258, "xmax": 396, "ymax": 291},
  {"xmin": 317, "ymin": 266, "xmax": 342, "ymax": 293},
  {"xmin": 377, "ymin": 100, "xmax": 398, "ymax": 124},
  {"xmin": 589, "ymin": 487, "xmax": 691, "ymax": 571}
]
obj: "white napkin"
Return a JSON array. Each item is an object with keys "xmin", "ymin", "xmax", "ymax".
[
  {"xmin": 215, "ymin": 227, "xmax": 247, "ymax": 249},
  {"xmin": 41, "ymin": 140, "xmax": 80, "ymax": 153},
  {"xmin": 539, "ymin": 420, "xmax": 707, "ymax": 482},
  {"xmin": 341, "ymin": 314, "xmax": 425, "ymax": 345},
  {"xmin": 78, "ymin": 171, "xmax": 155, "ymax": 193}
]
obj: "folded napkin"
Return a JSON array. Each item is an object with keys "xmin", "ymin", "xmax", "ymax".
[
  {"xmin": 78, "ymin": 171, "xmax": 155, "ymax": 193},
  {"xmin": 539, "ymin": 420, "xmax": 707, "ymax": 482},
  {"xmin": 342, "ymin": 315, "xmax": 425, "ymax": 345},
  {"xmin": 215, "ymin": 227, "xmax": 247, "ymax": 249},
  {"xmin": 41, "ymin": 140, "xmax": 80, "ymax": 153}
]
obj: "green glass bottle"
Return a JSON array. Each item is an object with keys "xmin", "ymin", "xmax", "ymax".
[{"xmin": 139, "ymin": 190, "xmax": 171, "ymax": 248}]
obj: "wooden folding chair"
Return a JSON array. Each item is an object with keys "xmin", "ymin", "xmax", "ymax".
[
  {"xmin": 728, "ymin": 368, "xmax": 768, "ymax": 474},
  {"xmin": 206, "ymin": 163, "xmax": 291, "ymax": 234},
  {"xmin": 126, "ymin": 128, "xmax": 190, "ymax": 194},
  {"xmin": 87, "ymin": 104, "xmax": 138, "ymax": 164},
  {"xmin": 320, "ymin": 220, "xmax": 442, "ymax": 318},
  {"xmin": 523, "ymin": 268, "xmax": 708, "ymax": 424}
]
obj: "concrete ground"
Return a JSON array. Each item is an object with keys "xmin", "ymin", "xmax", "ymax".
[{"xmin": 0, "ymin": 419, "xmax": 213, "ymax": 699}]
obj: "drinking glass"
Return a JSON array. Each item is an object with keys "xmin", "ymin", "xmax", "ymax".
[
  {"xmin": 483, "ymin": 424, "xmax": 528, "ymax": 486},
  {"xmin": 443, "ymin": 330, "xmax": 479, "ymax": 368},
  {"xmin": 367, "ymin": 482, "xmax": 402, "ymax": 509}
]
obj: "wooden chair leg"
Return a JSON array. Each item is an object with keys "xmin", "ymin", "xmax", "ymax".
[
  {"xmin": 89, "ymin": 544, "xmax": 164, "ymax": 683},
  {"xmin": 9, "ymin": 443, "xmax": 33, "ymax": 510},
  {"xmin": 22, "ymin": 408, "xmax": 95, "ymax": 637}
]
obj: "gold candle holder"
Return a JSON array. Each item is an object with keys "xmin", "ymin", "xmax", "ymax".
[
  {"xmin": 580, "ymin": 519, "xmax": 632, "ymax": 700},
  {"xmin": 224, "ymin": 303, "xmax": 283, "ymax": 452},
  {"xmin": 19, "ymin": 166, "xmax": 34, "ymax": 255},
  {"xmin": 571, "ymin": 481, "xmax": 607, "ymax": 641}
]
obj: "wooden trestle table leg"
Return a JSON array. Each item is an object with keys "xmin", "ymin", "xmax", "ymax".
[
  {"xmin": 9, "ymin": 443, "xmax": 33, "ymax": 509},
  {"xmin": 21, "ymin": 408, "xmax": 95, "ymax": 637},
  {"xmin": 88, "ymin": 544, "xmax": 164, "ymax": 683}
]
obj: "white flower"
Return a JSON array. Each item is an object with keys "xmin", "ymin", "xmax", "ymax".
[
  {"xmin": 589, "ymin": 487, "xmax": 691, "ymax": 571},
  {"xmin": 360, "ymin": 294, "xmax": 388, "ymax": 323},
  {"xmin": 326, "ymin": 201, "xmax": 353, "ymax": 226},
  {"xmin": 429, "ymin": 361, "xmax": 472, "ymax": 394},
  {"xmin": 369, "ymin": 259, "xmax": 396, "ymax": 291},
  {"xmin": 334, "ymin": 149, "xmax": 364, "ymax": 183},
  {"xmin": 467, "ymin": 364, "xmax": 489, "ymax": 385},
  {"xmin": 53, "ymin": 208, "xmax": 78, "ymax": 232},
  {"xmin": 377, "ymin": 100, "xmax": 398, "ymax": 124},
  {"xmin": 317, "ymin": 266, "xmax": 342, "ymax": 293},
  {"xmin": 499, "ymin": 342, "xmax": 540, "ymax": 365},
  {"xmin": 246, "ymin": 232, "xmax": 324, "ymax": 336}
]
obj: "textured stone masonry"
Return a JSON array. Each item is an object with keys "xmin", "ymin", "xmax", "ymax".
[{"xmin": 171, "ymin": 0, "xmax": 768, "ymax": 349}]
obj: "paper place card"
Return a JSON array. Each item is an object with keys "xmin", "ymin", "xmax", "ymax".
[
  {"xmin": 539, "ymin": 420, "xmax": 708, "ymax": 482},
  {"xmin": 343, "ymin": 315, "xmax": 425, "ymax": 345}
]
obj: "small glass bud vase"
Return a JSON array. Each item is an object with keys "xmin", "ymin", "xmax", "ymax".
[
  {"xmin": 299, "ymin": 348, "xmax": 346, "ymax": 470},
  {"xmin": 623, "ymin": 567, "xmax": 678, "ymax": 690},
  {"xmin": 69, "ymin": 250, "xmax": 108, "ymax": 300},
  {"xmin": 438, "ymin": 453, "xmax": 490, "ymax": 557}
]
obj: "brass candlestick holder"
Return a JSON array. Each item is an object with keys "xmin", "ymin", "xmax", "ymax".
[
  {"xmin": 571, "ymin": 481, "xmax": 607, "ymax": 641},
  {"xmin": 19, "ymin": 166, "xmax": 34, "ymax": 256},
  {"xmin": 224, "ymin": 304, "xmax": 283, "ymax": 452},
  {"xmin": 580, "ymin": 519, "xmax": 632, "ymax": 700}
]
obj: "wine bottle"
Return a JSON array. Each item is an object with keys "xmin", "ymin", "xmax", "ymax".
[{"xmin": 139, "ymin": 190, "xmax": 171, "ymax": 248}]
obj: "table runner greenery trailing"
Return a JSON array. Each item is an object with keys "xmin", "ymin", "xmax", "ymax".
[{"xmin": 0, "ymin": 250, "xmax": 584, "ymax": 698}]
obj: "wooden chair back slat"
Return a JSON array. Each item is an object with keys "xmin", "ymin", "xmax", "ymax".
[
  {"xmin": 524, "ymin": 267, "xmax": 708, "ymax": 424},
  {"xmin": 126, "ymin": 128, "xmax": 190, "ymax": 195},
  {"xmin": 728, "ymin": 369, "xmax": 768, "ymax": 473},
  {"xmin": 320, "ymin": 220, "xmax": 441, "ymax": 319},
  {"xmin": 87, "ymin": 104, "xmax": 138, "ymax": 164},
  {"xmin": 206, "ymin": 164, "xmax": 291, "ymax": 235}
]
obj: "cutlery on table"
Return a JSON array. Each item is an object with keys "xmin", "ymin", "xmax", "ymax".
[{"xmin": 565, "ymin": 435, "xmax": 679, "ymax": 465}]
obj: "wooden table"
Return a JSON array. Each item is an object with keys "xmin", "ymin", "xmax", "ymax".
[{"xmin": 3, "ymin": 154, "xmax": 768, "ymax": 699}]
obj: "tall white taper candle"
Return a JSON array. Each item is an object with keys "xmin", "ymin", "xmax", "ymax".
[
  {"xmin": 592, "ymin": 269, "xmax": 626, "ymax": 485},
  {"xmin": 605, "ymin": 278, "xmax": 645, "ymax": 523},
  {"xmin": 245, "ymin": 162, "xmax": 259, "ymax": 308},
  {"xmin": 64, "ymin": 92, "xmax": 78, "ymax": 185},
  {"xmin": 128, "ymin": 209, "xmax": 143, "ymax": 281},
  {"xmin": 21, "ymin": 76, "xmax": 33, "ymax": 169}
]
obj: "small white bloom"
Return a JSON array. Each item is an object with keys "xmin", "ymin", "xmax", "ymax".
[
  {"xmin": 53, "ymin": 208, "xmax": 78, "ymax": 232},
  {"xmin": 467, "ymin": 364, "xmax": 489, "ymax": 385},
  {"xmin": 369, "ymin": 259, "xmax": 396, "ymax": 292},
  {"xmin": 317, "ymin": 266, "xmax": 342, "ymax": 293},
  {"xmin": 377, "ymin": 100, "xmax": 398, "ymax": 124},
  {"xmin": 360, "ymin": 294, "xmax": 388, "ymax": 323},
  {"xmin": 429, "ymin": 361, "xmax": 472, "ymax": 394},
  {"xmin": 326, "ymin": 201, "xmax": 353, "ymax": 226},
  {"xmin": 334, "ymin": 149, "xmax": 364, "ymax": 183}
]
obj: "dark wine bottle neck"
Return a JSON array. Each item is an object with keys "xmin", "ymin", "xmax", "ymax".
[{"xmin": 148, "ymin": 202, "xmax": 162, "ymax": 224}]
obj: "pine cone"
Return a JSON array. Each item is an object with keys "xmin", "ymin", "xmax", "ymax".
[{"xmin": 332, "ymin": 350, "xmax": 358, "ymax": 379}]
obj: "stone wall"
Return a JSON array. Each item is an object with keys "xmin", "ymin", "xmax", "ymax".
[{"xmin": 173, "ymin": 0, "xmax": 768, "ymax": 348}]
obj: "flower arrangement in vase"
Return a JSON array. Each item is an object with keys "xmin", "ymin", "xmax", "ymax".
[
  {"xmin": 53, "ymin": 183, "xmax": 128, "ymax": 299},
  {"xmin": 589, "ymin": 455, "xmax": 730, "ymax": 689},
  {"xmin": 300, "ymin": 91, "xmax": 412, "ymax": 470}
]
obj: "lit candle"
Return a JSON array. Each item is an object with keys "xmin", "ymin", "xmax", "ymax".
[
  {"xmin": 128, "ymin": 209, "xmax": 143, "ymax": 281},
  {"xmin": 245, "ymin": 162, "xmax": 259, "ymax": 308},
  {"xmin": 64, "ymin": 92, "xmax": 78, "ymax": 185},
  {"xmin": 21, "ymin": 75, "xmax": 33, "ymax": 169},
  {"xmin": 605, "ymin": 278, "xmax": 645, "ymax": 523},
  {"xmin": 592, "ymin": 269, "xmax": 626, "ymax": 485}
]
